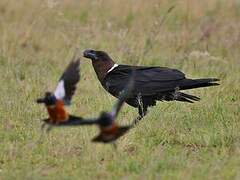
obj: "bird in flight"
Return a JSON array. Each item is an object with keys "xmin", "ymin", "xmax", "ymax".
[
  {"xmin": 83, "ymin": 49, "xmax": 220, "ymax": 123},
  {"xmin": 36, "ymin": 54, "xmax": 84, "ymax": 130},
  {"xmin": 91, "ymin": 73, "xmax": 135, "ymax": 143},
  {"xmin": 45, "ymin": 71, "xmax": 135, "ymax": 144}
]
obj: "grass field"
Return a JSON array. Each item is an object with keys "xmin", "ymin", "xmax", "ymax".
[{"xmin": 0, "ymin": 0, "xmax": 240, "ymax": 179}]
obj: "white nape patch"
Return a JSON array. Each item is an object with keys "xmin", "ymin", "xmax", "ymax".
[
  {"xmin": 54, "ymin": 80, "xmax": 65, "ymax": 100},
  {"xmin": 107, "ymin": 64, "xmax": 119, "ymax": 73}
]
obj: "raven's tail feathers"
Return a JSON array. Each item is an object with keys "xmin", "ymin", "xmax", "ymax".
[
  {"xmin": 180, "ymin": 78, "xmax": 220, "ymax": 90},
  {"xmin": 176, "ymin": 92, "xmax": 200, "ymax": 103},
  {"xmin": 158, "ymin": 92, "xmax": 201, "ymax": 103},
  {"xmin": 173, "ymin": 78, "xmax": 219, "ymax": 103}
]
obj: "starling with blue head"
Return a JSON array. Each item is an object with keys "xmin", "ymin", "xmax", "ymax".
[{"xmin": 36, "ymin": 54, "xmax": 84, "ymax": 130}]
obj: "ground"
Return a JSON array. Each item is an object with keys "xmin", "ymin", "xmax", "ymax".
[{"xmin": 0, "ymin": 0, "xmax": 240, "ymax": 179}]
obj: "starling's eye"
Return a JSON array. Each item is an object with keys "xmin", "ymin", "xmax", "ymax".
[
  {"xmin": 99, "ymin": 112, "xmax": 113, "ymax": 126},
  {"xmin": 44, "ymin": 95, "xmax": 57, "ymax": 105}
]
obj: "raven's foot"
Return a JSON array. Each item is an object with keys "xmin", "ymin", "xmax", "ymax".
[{"xmin": 131, "ymin": 115, "xmax": 144, "ymax": 126}]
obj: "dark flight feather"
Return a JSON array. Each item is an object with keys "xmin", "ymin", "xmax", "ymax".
[
  {"xmin": 42, "ymin": 115, "xmax": 97, "ymax": 126},
  {"xmin": 56, "ymin": 59, "xmax": 80, "ymax": 105},
  {"xmin": 92, "ymin": 126, "xmax": 131, "ymax": 143}
]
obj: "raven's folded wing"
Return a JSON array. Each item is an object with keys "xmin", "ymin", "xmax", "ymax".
[{"xmin": 103, "ymin": 65, "xmax": 186, "ymax": 96}]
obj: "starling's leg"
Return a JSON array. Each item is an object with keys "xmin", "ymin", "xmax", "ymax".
[
  {"xmin": 46, "ymin": 125, "xmax": 53, "ymax": 133},
  {"xmin": 37, "ymin": 122, "xmax": 47, "ymax": 144},
  {"xmin": 37, "ymin": 133, "xmax": 44, "ymax": 144},
  {"xmin": 112, "ymin": 142, "xmax": 118, "ymax": 150},
  {"xmin": 41, "ymin": 122, "xmax": 47, "ymax": 131}
]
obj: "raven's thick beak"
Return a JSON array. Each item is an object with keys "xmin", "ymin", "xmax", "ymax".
[
  {"xmin": 83, "ymin": 49, "xmax": 97, "ymax": 60},
  {"xmin": 36, "ymin": 98, "xmax": 45, "ymax": 104}
]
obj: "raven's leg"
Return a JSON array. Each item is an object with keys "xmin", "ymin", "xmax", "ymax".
[
  {"xmin": 132, "ymin": 94, "xmax": 147, "ymax": 125},
  {"xmin": 137, "ymin": 93, "xmax": 145, "ymax": 116},
  {"xmin": 138, "ymin": 105, "xmax": 148, "ymax": 117},
  {"xmin": 132, "ymin": 106, "xmax": 147, "ymax": 125}
]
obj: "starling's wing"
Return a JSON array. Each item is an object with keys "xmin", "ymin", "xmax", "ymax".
[
  {"xmin": 92, "ymin": 126, "xmax": 131, "ymax": 143},
  {"xmin": 110, "ymin": 70, "xmax": 135, "ymax": 119},
  {"xmin": 42, "ymin": 115, "xmax": 98, "ymax": 126},
  {"xmin": 54, "ymin": 57, "xmax": 80, "ymax": 105}
]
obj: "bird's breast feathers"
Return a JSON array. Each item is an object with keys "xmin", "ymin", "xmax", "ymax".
[
  {"xmin": 47, "ymin": 100, "xmax": 69, "ymax": 123},
  {"xmin": 100, "ymin": 123, "xmax": 118, "ymax": 135},
  {"xmin": 98, "ymin": 123, "xmax": 119, "ymax": 142}
]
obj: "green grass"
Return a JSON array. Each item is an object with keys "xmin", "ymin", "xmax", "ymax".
[{"xmin": 0, "ymin": 0, "xmax": 240, "ymax": 179}]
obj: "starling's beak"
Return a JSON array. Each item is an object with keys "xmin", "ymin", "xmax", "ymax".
[
  {"xmin": 36, "ymin": 98, "xmax": 45, "ymax": 104},
  {"xmin": 83, "ymin": 49, "xmax": 97, "ymax": 60}
]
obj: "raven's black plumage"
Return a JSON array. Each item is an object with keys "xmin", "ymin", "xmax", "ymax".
[
  {"xmin": 83, "ymin": 49, "xmax": 220, "ymax": 118},
  {"xmin": 103, "ymin": 65, "xmax": 219, "ymax": 106}
]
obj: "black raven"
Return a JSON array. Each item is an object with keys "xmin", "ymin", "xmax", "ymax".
[{"xmin": 83, "ymin": 49, "xmax": 220, "ymax": 122}]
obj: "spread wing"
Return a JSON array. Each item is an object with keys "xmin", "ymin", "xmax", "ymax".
[
  {"xmin": 110, "ymin": 70, "xmax": 135, "ymax": 119},
  {"xmin": 42, "ymin": 116, "xmax": 98, "ymax": 126},
  {"xmin": 54, "ymin": 58, "xmax": 80, "ymax": 105},
  {"xmin": 92, "ymin": 126, "xmax": 131, "ymax": 143},
  {"xmin": 103, "ymin": 65, "xmax": 185, "ymax": 96}
]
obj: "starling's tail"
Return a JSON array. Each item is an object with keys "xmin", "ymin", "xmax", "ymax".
[{"xmin": 179, "ymin": 78, "xmax": 220, "ymax": 90}]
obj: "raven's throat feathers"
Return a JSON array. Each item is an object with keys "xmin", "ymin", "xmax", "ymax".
[
  {"xmin": 47, "ymin": 100, "xmax": 69, "ymax": 124},
  {"xmin": 92, "ymin": 58, "xmax": 115, "ymax": 82}
]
